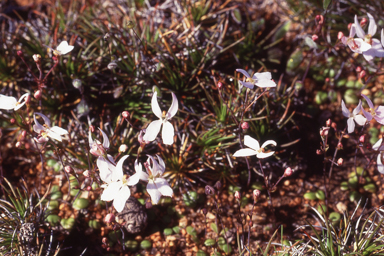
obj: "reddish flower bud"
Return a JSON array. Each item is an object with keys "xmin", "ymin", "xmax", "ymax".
[
  {"xmin": 315, "ymin": 15, "xmax": 324, "ymax": 25},
  {"xmin": 34, "ymin": 90, "xmax": 42, "ymax": 100},
  {"xmin": 337, "ymin": 32, "xmax": 344, "ymax": 40},
  {"xmin": 253, "ymin": 189, "xmax": 261, "ymax": 201},
  {"xmin": 320, "ymin": 127, "xmax": 330, "ymax": 136},
  {"xmin": 325, "ymin": 77, "xmax": 330, "ymax": 83},
  {"xmin": 102, "ymin": 237, "xmax": 108, "ymax": 244},
  {"xmin": 326, "ymin": 119, "xmax": 331, "ymax": 127},
  {"xmin": 312, "ymin": 34, "xmax": 319, "ymax": 41},
  {"xmin": 17, "ymin": 51, "xmax": 23, "ymax": 56},
  {"xmin": 284, "ymin": 167, "xmax": 293, "ymax": 177},
  {"xmin": 360, "ymin": 17, "xmax": 368, "ymax": 26},
  {"xmin": 337, "ymin": 158, "xmax": 343, "ymax": 165},
  {"xmin": 347, "ymin": 23, "xmax": 353, "ymax": 30},
  {"xmin": 104, "ymin": 213, "xmax": 115, "ymax": 223},
  {"xmin": 359, "ymin": 135, "xmax": 365, "ymax": 143},
  {"xmin": 52, "ymin": 56, "xmax": 58, "ymax": 63},
  {"xmin": 241, "ymin": 122, "xmax": 249, "ymax": 130},
  {"xmin": 356, "ymin": 66, "xmax": 362, "ymax": 72},
  {"xmin": 331, "ymin": 122, "xmax": 337, "ymax": 130},
  {"xmin": 337, "ymin": 142, "xmax": 343, "ymax": 149},
  {"xmin": 122, "ymin": 111, "xmax": 130, "ymax": 119},
  {"xmin": 64, "ymin": 166, "xmax": 72, "ymax": 173},
  {"xmin": 359, "ymin": 70, "xmax": 366, "ymax": 79},
  {"xmin": 217, "ymin": 82, "xmax": 223, "ymax": 89},
  {"xmin": 234, "ymin": 191, "xmax": 241, "ymax": 200},
  {"xmin": 33, "ymin": 54, "xmax": 41, "ymax": 63},
  {"xmin": 21, "ymin": 130, "xmax": 27, "ymax": 140},
  {"xmin": 89, "ymin": 125, "xmax": 95, "ymax": 133},
  {"xmin": 316, "ymin": 149, "xmax": 322, "ymax": 155},
  {"xmin": 10, "ymin": 118, "xmax": 15, "ymax": 124},
  {"xmin": 15, "ymin": 142, "xmax": 21, "ymax": 148}
]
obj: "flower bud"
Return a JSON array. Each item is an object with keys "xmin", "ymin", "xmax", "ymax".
[
  {"xmin": 331, "ymin": 122, "xmax": 337, "ymax": 130},
  {"xmin": 86, "ymin": 186, "xmax": 92, "ymax": 191},
  {"xmin": 33, "ymin": 54, "xmax": 41, "ymax": 63},
  {"xmin": 316, "ymin": 149, "xmax": 322, "ymax": 155},
  {"xmin": 241, "ymin": 122, "xmax": 249, "ymax": 130},
  {"xmin": 10, "ymin": 118, "xmax": 15, "ymax": 124},
  {"xmin": 52, "ymin": 56, "xmax": 58, "ymax": 63},
  {"xmin": 205, "ymin": 185, "xmax": 215, "ymax": 196},
  {"xmin": 138, "ymin": 130, "xmax": 147, "ymax": 145},
  {"xmin": 104, "ymin": 213, "xmax": 115, "ymax": 223},
  {"xmin": 21, "ymin": 130, "xmax": 27, "ymax": 140},
  {"xmin": 360, "ymin": 17, "xmax": 368, "ymax": 26},
  {"xmin": 284, "ymin": 167, "xmax": 293, "ymax": 177},
  {"xmin": 64, "ymin": 166, "xmax": 72, "ymax": 173},
  {"xmin": 17, "ymin": 50, "xmax": 23, "ymax": 56},
  {"xmin": 122, "ymin": 111, "xmax": 130, "ymax": 119},
  {"xmin": 315, "ymin": 15, "xmax": 324, "ymax": 25},
  {"xmin": 217, "ymin": 82, "xmax": 223, "ymax": 89},
  {"xmin": 72, "ymin": 79, "xmax": 82, "ymax": 89},
  {"xmin": 15, "ymin": 142, "xmax": 21, "ymax": 148},
  {"xmin": 102, "ymin": 237, "xmax": 108, "ymax": 244},
  {"xmin": 312, "ymin": 34, "xmax": 318, "ymax": 41},
  {"xmin": 119, "ymin": 144, "xmax": 128, "ymax": 153},
  {"xmin": 253, "ymin": 189, "xmax": 261, "ymax": 201},
  {"xmin": 326, "ymin": 119, "xmax": 331, "ymax": 127},
  {"xmin": 25, "ymin": 94, "xmax": 31, "ymax": 104},
  {"xmin": 359, "ymin": 135, "xmax": 365, "ymax": 143},
  {"xmin": 337, "ymin": 142, "xmax": 343, "ymax": 149},
  {"xmin": 337, "ymin": 158, "xmax": 343, "ymax": 165},
  {"xmin": 320, "ymin": 127, "xmax": 329, "ymax": 136},
  {"xmin": 214, "ymin": 181, "xmax": 222, "ymax": 190},
  {"xmin": 356, "ymin": 66, "xmax": 362, "ymax": 72},
  {"xmin": 107, "ymin": 62, "xmax": 118, "ymax": 70},
  {"xmin": 34, "ymin": 90, "xmax": 42, "ymax": 100},
  {"xmin": 359, "ymin": 70, "xmax": 366, "ymax": 79},
  {"xmin": 234, "ymin": 191, "xmax": 241, "ymax": 200},
  {"xmin": 337, "ymin": 31, "xmax": 344, "ymax": 40},
  {"xmin": 325, "ymin": 77, "xmax": 330, "ymax": 83}
]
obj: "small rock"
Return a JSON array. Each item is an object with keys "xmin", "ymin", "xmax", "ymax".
[{"xmin": 117, "ymin": 197, "xmax": 147, "ymax": 234}]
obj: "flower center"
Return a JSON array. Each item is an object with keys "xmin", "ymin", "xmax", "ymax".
[
  {"xmin": 370, "ymin": 108, "xmax": 376, "ymax": 117},
  {"xmin": 365, "ymin": 34, "xmax": 373, "ymax": 45}
]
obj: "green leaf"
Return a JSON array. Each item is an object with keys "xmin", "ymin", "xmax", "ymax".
[
  {"xmin": 210, "ymin": 223, "xmax": 218, "ymax": 234},
  {"xmin": 204, "ymin": 238, "xmax": 216, "ymax": 246},
  {"xmin": 323, "ymin": 0, "xmax": 332, "ymax": 10},
  {"xmin": 140, "ymin": 240, "xmax": 152, "ymax": 249}
]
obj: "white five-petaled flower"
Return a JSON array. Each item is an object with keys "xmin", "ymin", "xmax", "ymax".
[
  {"xmin": 53, "ymin": 41, "xmax": 74, "ymax": 56},
  {"xmin": 354, "ymin": 13, "xmax": 384, "ymax": 61},
  {"xmin": 33, "ymin": 112, "xmax": 68, "ymax": 142},
  {"xmin": 0, "ymin": 93, "xmax": 29, "ymax": 111},
  {"xmin": 233, "ymin": 135, "xmax": 276, "ymax": 159},
  {"xmin": 361, "ymin": 94, "xmax": 384, "ymax": 125},
  {"xmin": 341, "ymin": 100, "xmax": 367, "ymax": 133},
  {"xmin": 340, "ymin": 24, "xmax": 371, "ymax": 54},
  {"xmin": 129, "ymin": 155, "xmax": 173, "ymax": 205},
  {"xmin": 100, "ymin": 155, "xmax": 138, "ymax": 212},
  {"xmin": 372, "ymin": 138, "xmax": 384, "ymax": 174},
  {"xmin": 143, "ymin": 91, "xmax": 178, "ymax": 145},
  {"xmin": 236, "ymin": 69, "xmax": 276, "ymax": 89}
]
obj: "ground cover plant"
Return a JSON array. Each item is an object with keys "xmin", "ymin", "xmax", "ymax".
[{"xmin": 2, "ymin": 0, "xmax": 384, "ymax": 255}]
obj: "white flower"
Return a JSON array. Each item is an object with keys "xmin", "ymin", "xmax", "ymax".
[
  {"xmin": 143, "ymin": 91, "xmax": 178, "ymax": 145},
  {"xmin": 361, "ymin": 94, "xmax": 384, "ymax": 124},
  {"xmin": 236, "ymin": 69, "xmax": 276, "ymax": 89},
  {"xmin": 340, "ymin": 24, "xmax": 371, "ymax": 54},
  {"xmin": 341, "ymin": 100, "xmax": 366, "ymax": 133},
  {"xmin": 53, "ymin": 41, "xmax": 74, "ymax": 56},
  {"xmin": 354, "ymin": 13, "xmax": 384, "ymax": 61},
  {"xmin": 100, "ymin": 155, "xmax": 138, "ymax": 212},
  {"xmin": 89, "ymin": 128, "xmax": 112, "ymax": 175},
  {"xmin": 0, "ymin": 93, "xmax": 29, "ymax": 111},
  {"xmin": 372, "ymin": 138, "xmax": 384, "ymax": 174},
  {"xmin": 233, "ymin": 135, "xmax": 276, "ymax": 158},
  {"xmin": 33, "ymin": 112, "xmax": 68, "ymax": 142},
  {"xmin": 130, "ymin": 155, "xmax": 173, "ymax": 205}
]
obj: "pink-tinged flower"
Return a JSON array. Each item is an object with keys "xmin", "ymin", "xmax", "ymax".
[
  {"xmin": 89, "ymin": 128, "xmax": 110, "ymax": 157},
  {"xmin": 340, "ymin": 24, "xmax": 371, "ymax": 54},
  {"xmin": 236, "ymin": 69, "xmax": 276, "ymax": 89},
  {"xmin": 233, "ymin": 135, "xmax": 276, "ymax": 159},
  {"xmin": 0, "ymin": 93, "xmax": 29, "ymax": 111},
  {"xmin": 33, "ymin": 112, "xmax": 68, "ymax": 142},
  {"xmin": 341, "ymin": 100, "xmax": 366, "ymax": 133},
  {"xmin": 100, "ymin": 155, "xmax": 138, "ymax": 212},
  {"xmin": 143, "ymin": 91, "xmax": 178, "ymax": 145},
  {"xmin": 354, "ymin": 13, "xmax": 384, "ymax": 61},
  {"xmin": 372, "ymin": 138, "xmax": 384, "ymax": 174},
  {"xmin": 361, "ymin": 94, "xmax": 384, "ymax": 125},
  {"xmin": 129, "ymin": 156, "xmax": 173, "ymax": 205}
]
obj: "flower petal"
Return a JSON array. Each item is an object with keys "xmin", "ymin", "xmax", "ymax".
[
  {"xmin": 257, "ymin": 151, "xmax": 275, "ymax": 159},
  {"xmin": 377, "ymin": 153, "xmax": 384, "ymax": 174},
  {"xmin": 143, "ymin": 120, "xmax": 162, "ymax": 142},
  {"xmin": 113, "ymin": 155, "xmax": 129, "ymax": 182},
  {"xmin": 361, "ymin": 94, "xmax": 374, "ymax": 109},
  {"xmin": 261, "ymin": 140, "xmax": 277, "ymax": 148},
  {"xmin": 98, "ymin": 155, "xmax": 116, "ymax": 183},
  {"xmin": 382, "ymin": 29, "xmax": 384, "ymax": 48},
  {"xmin": 354, "ymin": 15, "xmax": 365, "ymax": 39},
  {"xmin": 243, "ymin": 135, "xmax": 260, "ymax": 151},
  {"xmin": 147, "ymin": 181, "xmax": 162, "ymax": 204},
  {"xmin": 349, "ymin": 24, "xmax": 356, "ymax": 38},
  {"xmin": 166, "ymin": 92, "xmax": 178, "ymax": 119},
  {"xmin": 235, "ymin": 69, "xmax": 251, "ymax": 78},
  {"xmin": 50, "ymin": 126, "xmax": 68, "ymax": 135},
  {"xmin": 128, "ymin": 161, "xmax": 148, "ymax": 185},
  {"xmin": 113, "ymin": 185, "xmax": 130, "ymax": 212},
  {"xmin": 239, "ymin": 80, "xmax": 254, "ymax": 89},
  {"xmin": 46, "ymin": 130, "xmax": 63, "ymax": 141},
  {"xmin": 151, "ymin": 91, "xmax": 163, "ymax": 119},
  {"xmin": 233, "ymin": 148, "xmax": 257, "ymax": 157},
  {"xmin": 354, "ymin": 114, "xmax": 366, "ymax": 126},
  {"xmin": 157, "ymin": 155, "xmax": 166, "ymax": 171},
  {"xmin": 256, "ymin": 79, "xmax": 276, "ymax": 88},
  {"xmin": 101, "ymin": 181, "xmax": 121, "ymax": 201},
  {"xmin": 254, "ymin": 72, "xmax": 272, "ymax": 80},
  {"xmin": 347, "ymin": 117, "xmax": 355, "ymax": 133},
  {"xmin": 154, "ymin": 178, "xmax": 173, "ymax": 197},
  {"xmin": 88, "ymin": 131, "xmax": 94, "ymax": 147},
  {"xmin": 352, "ymin": 100, "xmax": 362, "ymax": 116},
  {"xmin": 362, "ymin": 108, "xmax": 373, "ymax": 122},
  {"xmin": 99, "ymin": 128, "xmax": 110, "ymax": 149},
  {"xmin": 162, "ymin": 121, "xmax": 175, "ymax": 145},
  {"xmin": 341, "ymin": 100, "xmax": 350, "ymax": 118},
  {"xmin": 0, "ymin": 95, "xmax": 17, "ymax": 110},
  {"xmin": 373, "ymin": 138, "xmax": 383, "ymax": 151},
  {"xmin": 56, "ymin": 41, "xmax": 74, "ymax": 55},
  {"xmin": 367, "ymin": 13, "xmax": 377, "ymax": 36},
  {"xmin": 34, "ymin": 112, "xmax": 51, "ymax": 127}
]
